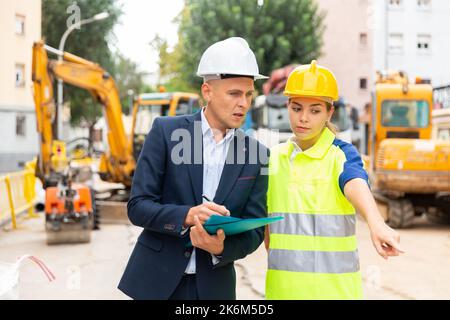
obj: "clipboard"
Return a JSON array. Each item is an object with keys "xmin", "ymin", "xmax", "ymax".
[{"xmin": 185, "ymin": 215, "xmax": 284, "ymax": 247}]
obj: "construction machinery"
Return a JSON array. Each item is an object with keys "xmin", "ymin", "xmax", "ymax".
[
  {"xmin": 43, "ymin": 141, "xmax": 94, "ymax": 244},
  {"xmin": 32, "ymin": 41, "xmax": 200, "ymax": 242},
  {"xmin": 432, "ymin": 85, "xmax": 450, "ymax": 141},
  {"xmin": 32, "ymin": 40, "xmax": 136, "ymax": 243},
  {"xmin": 130, "ymin": 91, "xmax": 200, "ymax": 161},
  {"xmin": 32, "ymin": 41, "xmax": 136, "ymax": 187},
  {"xmin": 368, "ymin": 71, "xmax": 450, "ymax": 228},
  {"xmin": 95, "ymin": 91, "xmax": 201, "ymax": 222}
]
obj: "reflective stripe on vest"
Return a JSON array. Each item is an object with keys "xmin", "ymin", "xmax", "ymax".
[
  {"xmin": 269, "ymin": 249, "xmax": 360, "ymax": 274},
  {"xmin": 270, "ymin": 212, "xmax": 356, "ymax": 237}
]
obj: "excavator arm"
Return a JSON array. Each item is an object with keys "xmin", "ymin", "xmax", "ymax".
[
  {"xmin": 32, "ymin": 41, "xmax": 135, "ymax": 187},
  {"xmin": 32, "ymin": 42, "xmax": 56, "ymax": 182}
]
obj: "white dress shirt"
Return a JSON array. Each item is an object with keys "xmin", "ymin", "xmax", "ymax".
[
  {"xmin": 184, "ymin": 108, "xmax": 235, "ymax": 274},
  {"xmin": 289, "ymin": 136, "xmax": 303, "ymax": 162}
]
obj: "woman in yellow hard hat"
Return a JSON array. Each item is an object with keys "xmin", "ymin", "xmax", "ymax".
[{"xmin": 264, "ymin": 61, "xmax": 404, "ymax": 300}]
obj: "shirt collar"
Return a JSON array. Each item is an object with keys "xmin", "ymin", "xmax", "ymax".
[
  {"xmin": 283, "ymin": 127, "xmax": 335, "ymax": 159},
  {"xmin": 201, "ymin": 108, "xmax": 235, "ymax": 141},
  {"xmin": 289, "ymin": 136, "xmax": 302, "ymax": 153}
]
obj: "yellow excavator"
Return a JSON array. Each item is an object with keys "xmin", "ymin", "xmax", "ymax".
[
  {"xmin": 32, "ymin": 41, "xmax": 200, "ymax": 243},
  {"xmin": 33, "ymin": 41, "xmax": 136, "ymax": 188},
  {"xmin": 32, "ymin": 40, "xmax": 137, "ymax": 243},
  {"xmin": 130, "ymin": 91, "xmax": 201, "ymax": 161},
  {"xmin": 368, "ymin": 71, "xmax": 450, "ymax": 228}
]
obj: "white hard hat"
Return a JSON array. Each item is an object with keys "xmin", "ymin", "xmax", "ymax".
[{"xmin": 197, "ymin": 37, "xmax": 268, "ymax": 80}]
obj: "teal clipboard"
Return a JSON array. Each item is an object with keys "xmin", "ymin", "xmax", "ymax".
[{"xmin": 185, "ymin": 215, "xmax": 283, "ymax": 247}]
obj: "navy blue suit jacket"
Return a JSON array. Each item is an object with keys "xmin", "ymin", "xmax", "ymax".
[{"xmin": 118, "ymin": 111, "xmax": 269, "ymax": 300}]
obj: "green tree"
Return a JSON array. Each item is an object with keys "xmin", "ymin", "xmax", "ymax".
[
  {"xmin": 42, "ymin": 0, "xmax": 122, "ymax": 125},
  {"xmin": 150, "ymin": 34, "xmax": 196, "ymax": 93},
  {"xmin": 174, "ymin": 0, "xmax": 325, "ymax": 91},
  {"xmin": 113, "ymin": 53, "xmax": 150, "ymax": 115}
]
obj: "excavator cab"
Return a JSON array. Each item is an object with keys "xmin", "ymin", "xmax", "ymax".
[
  {"xmin": 130, "ymin": 92, "xmax": 200, "ymax": 161},
  {"xmin": 370, "ymin": 73, "xmax": 433, "ymax": 164}
]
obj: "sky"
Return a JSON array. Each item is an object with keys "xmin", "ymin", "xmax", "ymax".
[{"xmin": 113, "ymin": 0, "xmax": 185, "ymax": 83}]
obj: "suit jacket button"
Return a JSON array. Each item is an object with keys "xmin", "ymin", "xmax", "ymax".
[
  {"xmin": 184, "ymin": 251, "xmax": 191, "ymax": 258},
  {"xmin": 164, "ymin": 224, "xmax": 175, "ymax": 231}
]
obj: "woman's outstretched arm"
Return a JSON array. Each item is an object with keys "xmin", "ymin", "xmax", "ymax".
[{"xmin": 344, "ymin": 178, "xmax": 405, "ymax": 260}]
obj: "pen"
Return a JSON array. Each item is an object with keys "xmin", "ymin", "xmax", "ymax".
[{"xmin": 202, "ymin": 194, "xmax": 230, "ymax": 216}]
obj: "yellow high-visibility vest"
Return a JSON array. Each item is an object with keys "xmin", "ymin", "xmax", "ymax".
[{"xmin": 266, "ymin": 128, "xmax": 369, "ymax": 300}]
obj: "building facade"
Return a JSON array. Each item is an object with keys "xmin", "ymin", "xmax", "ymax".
[
  {"xmin": 317, "ymin": 0, "xmax": 450, "ymax": 105},
  {"xmin": 373, "ymin": 0, "xmax": 450, "ymax": 87},
  {"xmin": 0, "ymin": 1, "xmax": 42, "ymax": 173},
  {"xmin": 315, "ymin": 0, "xmax": 374, "ymax": 110}
]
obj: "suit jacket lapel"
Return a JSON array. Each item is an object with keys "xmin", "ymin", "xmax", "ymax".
[
  {"xmin": 185, "ymin": 111, "xmax": 203, "ymax": 205},
  {"xmin": 213, "ymin": 130, "xmax": 247, "ymax": 205}
]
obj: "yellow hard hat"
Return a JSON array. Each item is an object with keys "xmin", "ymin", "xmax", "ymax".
[{"xmin": 283, "ymin": 60, "xmax": 339, "ymax": 101}]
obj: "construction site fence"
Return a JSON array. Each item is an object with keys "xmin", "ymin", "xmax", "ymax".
[{"xmin": 0, "ymin": 159, "xmax": 38, "ymax": 230}]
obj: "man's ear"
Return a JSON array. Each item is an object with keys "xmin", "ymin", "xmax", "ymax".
[{"xmin": 201, "ymin": 82, "xmax": 213, "ymax": 104}]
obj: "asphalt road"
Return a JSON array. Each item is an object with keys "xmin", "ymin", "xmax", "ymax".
[{"xmin": 1, "ymin": 213, "xmax": 449, "ymax": 300}]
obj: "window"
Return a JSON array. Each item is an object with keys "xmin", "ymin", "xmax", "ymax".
[
  {"xmin": 434, "ymin": 86, "xmax": 450, "ymax": 109},
  {"xmin": 389, "ymin": 0, "xmax": 403, "ymax": 9},
  {"xmin": 175, "ymin": 99, "xmax": 191, "ymax": 116},
  {"xmin": 417, "ymin": 34, "xmax": 431, "ymax": 53},
  {"xmin": 331, "ymin": 104, "xmax": 351, "ymax": 132},
  {"xmin": 134, "ymin": 104, "xmax": 170, "ymax": 136},
  {"xmin": 191, "ymin": 98, "xmax": 201, "ymax": 114},
  {"xmin": 93, "ymin": 129, "xmax": 103, "ymax": 142},
  {"xmin": 15, "ymin": 14, "xmax": 25, "ymax": 35},
  {"xmin": 16, "ymin": 114, "xmax": 26, "ymax": 137},
  {"xmin": 266, "ymin": 95, "xmax": 291, "ymax": 131},
  {"xmin": 417, "ymin": 0, "xmax": 431, "ymax": 10},
  {"xmin": 359, "ymin": 33, "xmax": 368, "ymax": 45},
  {"xmin": 381, "ymin": 100, "xmax": 429, "ymax": 128},
  {"xmin": 360, "ymin": 78, "xmax": 368, "ymax": 90},
  {"xmin": 15, "ymin": 64, "xmax": 25, "ymax": 87},
  {"xmin": 388, "ymin": 33, "xmax": 404, "ymax": 54},
  {"xmin": 437, "ymin": 128, "xmax": 450, "ymax": 140}
]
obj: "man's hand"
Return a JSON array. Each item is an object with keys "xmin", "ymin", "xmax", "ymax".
[
  {"xmin": 184, "ymin": 202, "xmax": 230, "ymax": 227},
  {"xmin": 190, "ymin": 215, "xmax": 226, "ymax": 255},
  {"xmin": 370, "ymin": 222, "xmax": 405, "ymax": 260}
]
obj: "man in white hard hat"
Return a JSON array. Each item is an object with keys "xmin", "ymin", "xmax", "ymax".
[{"xmin": 119, "ymin": 37, "xmax": 269, "ymax": 300}]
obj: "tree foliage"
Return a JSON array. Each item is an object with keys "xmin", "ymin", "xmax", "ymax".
[
  {"xmin": 169, "ymin": 0, "xmax": 325, "ymax": 92},
  {"xmin": 42, "ymin": 0, "xmax": 122, "ymax": 125},
  {"xmin": 113, "ymin": 53, "xmax": 152, "ymax": 114}
]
